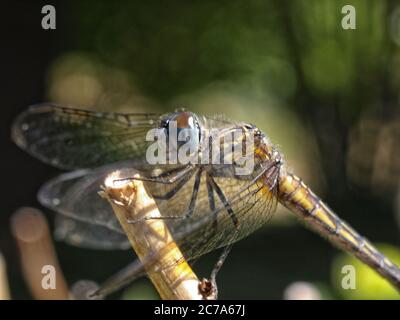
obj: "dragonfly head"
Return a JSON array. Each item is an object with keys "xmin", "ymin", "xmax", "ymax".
[{"xmin": 161, "ymin": 111, "xmax": 202, "ymax": 157}]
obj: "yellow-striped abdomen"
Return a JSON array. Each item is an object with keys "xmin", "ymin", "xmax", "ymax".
[{"xmin": 278, "ymin": 173, "xmax": 400, "ymax": 291}]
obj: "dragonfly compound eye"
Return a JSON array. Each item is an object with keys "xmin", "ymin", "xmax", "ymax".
[{"xmin": 165, "ymin": 111, "xmax": 202, "ymax": 162}]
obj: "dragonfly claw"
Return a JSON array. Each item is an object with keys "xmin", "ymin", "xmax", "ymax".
[{"xmin": 198, "ymin": 278, "xmax": 218, "ymax": 300}]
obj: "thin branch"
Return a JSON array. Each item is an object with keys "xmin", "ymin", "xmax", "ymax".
[
  {"xmin": 101, "ymin": 170, "xmax": 211, "ymax": 300},
  {"xmin": 11, "ymin": 207, "xmax": 69, "ymax": 300},
  {"xmin": 0, "ymin": 251, "xmax": 10, "ymax": 300}
]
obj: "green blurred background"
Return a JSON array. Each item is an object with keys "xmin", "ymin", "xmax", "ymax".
[{"xmin": 2, "ymin": 0, "xmax": 400, "ymax": 299}]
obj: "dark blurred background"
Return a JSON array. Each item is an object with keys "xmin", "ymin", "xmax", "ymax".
[{"xmin": 1, "ymin": 0, "xmax": 400, "ymax": 299}]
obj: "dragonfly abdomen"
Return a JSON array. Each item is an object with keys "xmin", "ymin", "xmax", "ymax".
[{"xmin": 278, "ymin": 173, "xmax": 400, "ymax": 291}]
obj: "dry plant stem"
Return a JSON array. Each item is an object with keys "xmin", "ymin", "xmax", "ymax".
[
  {"xmin": 102, "ymin": 171, "xmax": 207, "ymax": 300},
  {"xmin": 0, "ymin": 252, "xmax": 10, "ymax": 299},
  {"xmin": 11, "ymin": 207, "xmax": 69, "ymax": 300}
]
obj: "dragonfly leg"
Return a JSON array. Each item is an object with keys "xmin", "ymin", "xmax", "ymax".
[
  {"xmin": 133, "ymin": 168, "xmax": 203, "ymax": 223},
  {"xmin": 205, "ymin": 170, "xmax": 241, "ymax": 297},
  {"xmin": 208, "ymin": 175, "xmax": 239, "ymax": 228},
  {"xmin": 152, "ymin": 167, "xmax": 199, "ymax": 201},
  {"xmin": 206, "ymin": 173, "xmax": 218, "ymax": 230},
  {"xmin": 113, "ymin": 165, "xmax": 194, "ymax": 185},
  {"xmin": 127, "ymin": 167, "xmax": 199, "ymax": 223},
  {"xmin": 189, "ymin": 168, "xmax": 203, "ymax": 218},
  {"xmin": 180, "ymin": 172, "xmax": 220, "ymax": 249},
  {"xmin": 138, "ymin": 158, "xmax": 266, "ymax": 226},
  {"xmin": 204, "ymin": 242, "xmax": 235, "ymax": 299}
]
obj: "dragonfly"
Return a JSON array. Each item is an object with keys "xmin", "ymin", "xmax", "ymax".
[{"xmin": 11, "ymin": 103, "xmax": 400, "ymax": 297}]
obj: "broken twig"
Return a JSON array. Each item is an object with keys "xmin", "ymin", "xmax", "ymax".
[
  {"xmin": 11, "ymin": 207, "xmax": 69, "ymax": 299},
  {"xmin": 100, "ymin": 170, "xmax": 211, "ymax": 300}
]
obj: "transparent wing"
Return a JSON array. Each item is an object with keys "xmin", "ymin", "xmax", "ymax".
[
  {"xmin": 11, "ymin": 103, "xmax": 160, "ymax": 170},
  {"xmin": 146, "ymin": 156, "xmax": 280, "ymax": 260},
  {"xmin": 38, "ymin": 161, "xmax": 147, "ymax": 250},
  {"xmin": 38, "ymin": 165, "xmax": 125, "ymax": 234},
  {"xmin": 54, "ymin": 214, "xmax": 131, "ymax": 250},
  {"xmin": 182, "ymin": 172, "xmax": 278, "ymax": 259},
  {"xmin": 37, "ymin": 160, "xmax": 181, "ymax": 250}
]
